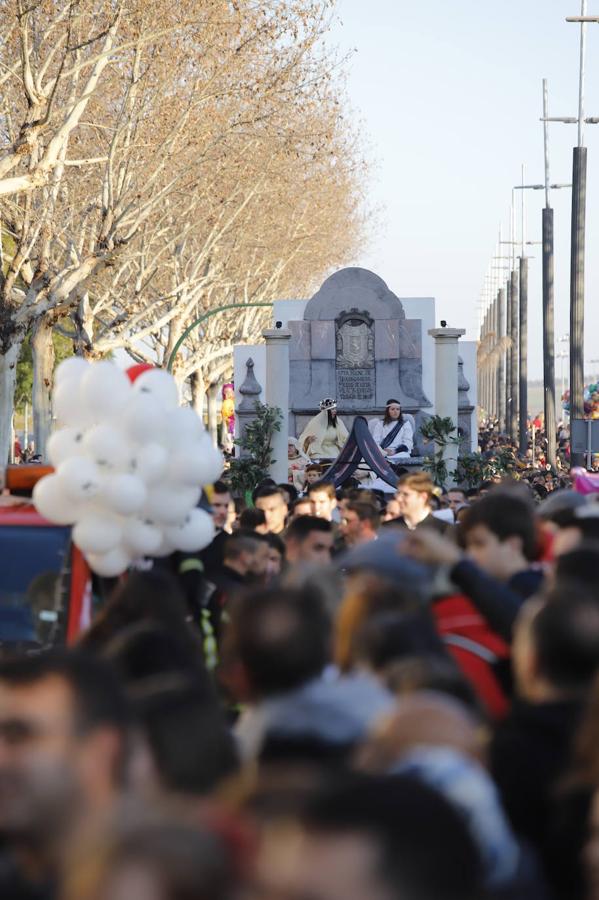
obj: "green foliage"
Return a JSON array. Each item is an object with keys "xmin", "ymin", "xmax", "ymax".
[
  {"xmin": 421, "ymin": 415, "xmax": 460, "ymax": 487},
  {"xmin": 228, "ymin": 402, "xmax": 283, "ymax": 498},
  {"xmin": 454, "ymin": 448, "xmax": 518, "ymax": 489}
]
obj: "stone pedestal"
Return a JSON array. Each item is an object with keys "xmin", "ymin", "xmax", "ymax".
[
  {"xmin": 263, "ymin": 327, "xmax": 291, "ymax": 483},
  {"xmin": 428, "ymin": 328, "xmax": 465, "ymax": 485}
]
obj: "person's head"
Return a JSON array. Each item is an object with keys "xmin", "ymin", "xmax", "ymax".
[
  {"xmin": 210, "ymin": 481, "xmax": 232, "ymax": 530},
  {"xmin": 339, "ymin": 501, "xmax": 380, "ymax": 547},
  {"xmin": 459, "ymin": 491, "xmax": 538, "ymax": 579},
  {"xmin": 288, "ymin": 439, "xmax": 300, "ymax": 460},
  {"xmin": 254, "ymin": 486, "xmax": 288, "ymax": 534},
  {"xmin": 223, "ymin": 531, "xmax": 270, "ymax": 582},
  {"xmin": 279, "ymin": 483, "xmax": 298, "ymax": 507},
  {"xmin": 221, "ymin": 587, "xmax": 330, "ymax": 702},
  {"xmin": 63, "ymin": 812, "xmax": 238, "ymax": 900},
  {"xmin": 446, "ymin": 488, "xmax": 466, "ymax": 512},
  {"xmin": 263, "ymin": 532, "xmax": 286, "ymax": 578},
  {"xmin": 552, "ymin": 541, "xmax": 599, "ymax": 593},
  {"xmin": 512, "ymin": 587, "xmax": 599, "ymax": 702},
  {"xmin": 285, "ymin": 516, "xmax": 334, "ymax": 566},
  {"xmin": 0, "ymin": 650, "xmax": 131, "ymax": 843},
  {"xmin": 238, "ymin": 506, "xmax": 267, "ymax": 533},
  {"xmin": 319, "ymin": 398, "xmax": 337, "ymax": 422},
  {"xmin": 395, "ymin": 472, "xmax": 435, "ymax": 523},
  {"xmin": 383, "ymin": 398, "xmax": 403, "ymax": 426},
  {"xmin": 290, "ymin": 497, "xmax": 313, "ymax": 519},
  {"xmin": 307, "ymin": 482, "xmax": 337, "ymax": 521},
  {"xmin": 255, "ymin": 774, "xmax": 482, "ymax": 900},
  {"xmin": 305, "ymin": 464, "xmax": 322, "ymax": 486},
  {"xmin": 382, "ymin": 497, "xmax": 401, "ymax": 522}
]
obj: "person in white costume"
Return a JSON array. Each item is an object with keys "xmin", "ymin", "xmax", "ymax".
[
  {"xmin": 369, "ymin": 398, "xmax": 414, "ymax": 462},
  {"xmin": 299, "ymin": 398, "xmax": 349, "ymax": 460}
]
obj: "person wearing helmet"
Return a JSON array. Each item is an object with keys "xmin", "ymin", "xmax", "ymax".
[{"xmin": 298, "ymin": 399, "xmax": 349, "ymax": 460}]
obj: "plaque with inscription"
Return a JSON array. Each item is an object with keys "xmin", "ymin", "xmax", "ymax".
[
  {"xmin": 335, "ymin": 309, "xmax": 375, "ymax": 402},
  {"xmin": 337, "ymin": 368, "xmax": 375, "ymax": 401}
]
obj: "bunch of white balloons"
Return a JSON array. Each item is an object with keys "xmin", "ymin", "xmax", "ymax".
[{"xmin": 33, "ymin": 359, "xmax": 223, "ymax": 577}]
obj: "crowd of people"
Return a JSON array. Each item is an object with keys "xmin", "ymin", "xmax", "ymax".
[{"xmin": 5, "ymin": 456, "xmax": 599, "ymax": 900}]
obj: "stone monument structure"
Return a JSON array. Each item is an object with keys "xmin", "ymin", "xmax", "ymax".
[{"xmin": 288, "ymin": 268, "xmax": 432, "ymax": 445}]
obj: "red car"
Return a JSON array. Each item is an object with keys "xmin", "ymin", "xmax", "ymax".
[{"xmin": 0, "ymin": 466, "xmax": 92, "ymax": 648}]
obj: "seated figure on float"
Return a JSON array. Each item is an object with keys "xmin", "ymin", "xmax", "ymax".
[
  {"xmin": 368, "ymin": 398, "xmax": 414, "ymax": 465},
  {"xmin": 299, "ymin": 398, "xmax": 349, "ymax": 461}
]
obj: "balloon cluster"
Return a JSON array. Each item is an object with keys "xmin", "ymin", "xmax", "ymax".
[
  {"xmin": 562, "ymin": 383, "xmax": 599, "ymax": 419},
  {"xmin": 33, "ymin": 360, "xmax": 222, "ymax": 577}
]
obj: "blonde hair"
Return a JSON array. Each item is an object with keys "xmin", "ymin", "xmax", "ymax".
[{"xmin": 397, "ymin": 471, "xmax": 436, "ymax": 499}]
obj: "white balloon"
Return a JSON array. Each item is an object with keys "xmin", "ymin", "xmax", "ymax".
[
  {"xmin": 151, "ymin": 535, "xmax": 175, "ymax": 558},
  {"xmin": 80, "ymin": 362, "xmax": 131, "ymax": 423},
  {"xmin": 168, "ymin": 450, "xmax": 211, "ymax": 487},
  {"xmin": 165, "ymin": 508, "xmax": 214, "ymax": 553},
  {"xmin": 104, "ymin": 473, "xmax": 147, "ymax": 515},
  {"xmin": 122, "ymin": 517, "xmax": 163, "ymax": 556},
  {"xmin": 121, "ymin": 394, "xmax": 164, "ymax": 444},
  {"xmin": 133, "ymin": 368, "xmax": 179, "ymax": 410},
  {"xmin": 33, "ymin": 474, "xmax": 80, "ymax": 525},
  {"xmin": 86, "ymin": 546, "xmax": 131, "ymax": 577},
  {"xmin": 47, "ymin": 427, "xmax": 85, "ymax": 466},
  {"xmin": 144, "ymin": 485, "xmax": 201, "ymax": 524},
  {"xmin": 196, "ymin": 434, "xmax": 224, "ymax": 483},
  {"xmin": 83, "ymin": 424, "xmax": 129, "ymax": 472},
  {"xmin": 54, "ymin": 356, "xmax": 90, "ymax": 386},
  {"xmin": 130, "ymin": 443, "xmax": 168, "ymax": 484},
  {"xmin": 52, "ymin": 378, "xmax": 92, "ymax": 428},
  {"xmin": 168, "ymin": 406, "xmax": 204, "ymax": 445},
  {"xmin": 73, "ymin": 513, "xmax": 123, "ymax": 555},
  {"xmin": 56, "ymin": 457, "xmax": 103, "ymax": 502}
]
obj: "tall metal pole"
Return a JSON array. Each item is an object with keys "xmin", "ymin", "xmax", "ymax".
[
  {"xmin": 518, "ymin": 164, "xmax": 528, "ymax": 456},
  {"xmin": 570, "ymin": 3, "xmax": 587, "ymax": 465},
  {"xmin": 519, "ymin": 255, "xmax": 528, "ymax": 455},
  {"xmin": 542, "ymin": 79, "xmax": 557, "ymax": 469},
  {"xmin": 497, "ymin": 287, "xmax": 506, "ymax": 430},
  {"xmin": 505, "ymin": 276, "xmax": 512, "ymax": 433},
  {"xmin": 510, "ymin": 266, "xmax": 519, "ymax": 441}
]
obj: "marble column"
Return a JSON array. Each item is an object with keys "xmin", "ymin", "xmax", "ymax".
[
  {"xmin": 428, "ymin": 327, "xmax": 465, "ymax": 486},
  {"xmin": 263, "ymin": 326, "xmax": 291, "ymax": 483},
  {"xmin": 206, "ymin": 382, "xmax": 220, "ymax": 445}
]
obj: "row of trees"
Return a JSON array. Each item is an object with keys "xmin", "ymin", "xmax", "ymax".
[{"xmin": 0, "ymin": 0, "xmax": 369, "ymax": 460}]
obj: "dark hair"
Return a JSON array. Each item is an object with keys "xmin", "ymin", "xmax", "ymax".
[
  {"xmin": 532, "ymin": 587, "xmax": 599, "ymax": 692},
  {"xmin": 251, "ymin": 479, "xmax": 277, "ymax": 504},
  {"xmin": 301, "ymin": 774, "xmax": 482, "ymax": 900},
  {"xmin": 223, "ymin": 530, "xmax": 263, "ymax": 562},
  {"xmin": 212, "ymin": 480, "xmax": 231, "ymax": 496},
  {"xmin": 460, "ymin": 492, "xmax": 538, "ymax": 561},
  {"xmin": 554, "ymin": 542, "xmax": 599, "ymax": 591},
  {"xmin": 279, "ymin": 483, "xmax": 298, "ymax": 504},
  {"xmin": 346, "ymin": 500, "xmax": 380, "ymax": 530},
  {"xmin": 383, "ymin": 398, "xmax": 404, "ymax": 428},
  {"xmin": 238, "ymin": 507, "xmax": 266, "ymax": 531},
  {"xmin": 263, "ymin": 532, "xmax": 286, "ymax": 557},
  {"xmin": 305, "ymin": 463, "xmax": 322, "ymax": 474},
  {"xmin": 80, "ymin": 570, "xmax": 192, "ymax": 654},
  {"xmin": 356, "ymin": 609, "xmax": 448, "ymax": 671},
  {"xmin": 253, "ymin": 485, "xmax": 287, "ymax": 505},
  {"xmin": 224, "ymin": 587, "xmax": 330, "ymax": 697},
  {"xmin": 290, "ymin": 497, "xmax": 313, "ymax": 515},
  {"xmin": 285, "ymin": 515, "xmax": 333, "ymax": 545},
  {"xmin": 0, "ymin": 649, "xmax": 131, "ymax": 736}
]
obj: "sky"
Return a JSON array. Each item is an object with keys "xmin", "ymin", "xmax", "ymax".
[{"xmin": 326, "ymin": 0, "xmax": 599, "ymax": 380}]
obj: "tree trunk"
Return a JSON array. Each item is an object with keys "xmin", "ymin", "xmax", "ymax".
[
  {"xmin": 206, "ymin": 382, "xmax": 220, "ymax": 445},
  {"xmin": 32, "ymin": 316, "xmax": 55, "ymax": 460},
  {"xmin": 0, "ymin": 339, "xmax": 22, "ymax": 466},
  {"xmin": 189, "ymin": 370, "xmax": 205, "ymax": 420}
]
